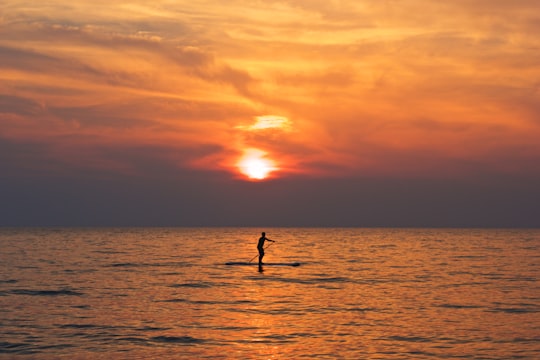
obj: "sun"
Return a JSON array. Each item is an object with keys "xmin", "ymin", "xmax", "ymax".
[{"xmin": 237, "ymin": 149, "xmax": 277, "ymax": 180}]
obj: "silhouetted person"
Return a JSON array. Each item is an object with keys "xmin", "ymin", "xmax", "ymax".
[{"xmin": 257, "ymin": 232, "xmax": 275, "ymax": 266}]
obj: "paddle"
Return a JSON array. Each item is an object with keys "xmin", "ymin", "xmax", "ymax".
[{"xmin": 248, "ymin": 241, "xmax": 276, "ymax": 263}]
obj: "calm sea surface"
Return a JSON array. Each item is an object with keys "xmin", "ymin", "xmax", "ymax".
[{"xmin": 1, "ymin": 228, "xmax": 539, "ymax": 359}]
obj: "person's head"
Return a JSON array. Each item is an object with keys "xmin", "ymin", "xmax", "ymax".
[{"xmin": 262, "ymin": 232, "xmax": 266, "ymax": 236}]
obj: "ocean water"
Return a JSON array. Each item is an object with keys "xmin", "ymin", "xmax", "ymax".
[{"xmin": 0, "ymin": 228, "xmax": 539, "ymax": 359}]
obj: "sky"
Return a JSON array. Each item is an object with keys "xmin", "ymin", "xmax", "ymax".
[{"xmin": 1, "ymin": 0, "xmax": 540, "ymax": 227}]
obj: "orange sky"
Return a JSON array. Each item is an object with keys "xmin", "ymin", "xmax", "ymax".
[{"xmin": 2, "ymin": 0, "xmax": 540, "ymax": 181}]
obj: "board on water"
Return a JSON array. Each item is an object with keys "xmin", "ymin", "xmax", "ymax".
[{"xmin": 225, "ymin": 262, "xmax": 300, "ymax": 267}]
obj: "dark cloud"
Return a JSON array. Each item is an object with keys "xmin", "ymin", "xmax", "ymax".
[
  {"xmin": 49, "ymin": 105, "xmax": 158, "ymax": 129},
  {"xmin": 1, "ymin": 170, "xmax": 539, "ymax": 227},
  {"xmin": 0, "ymin": 94, "xmax": 44, "ymax": 116},
  {"xmin": 0, "ymin": 44, "xmax": 145, "ymax": 89},
  {"xmin": 90, "ymin": 142, "xmax": 224, "ymax": 175},
  {"xmin": 0, "ymin": 45, "xmax": 62, "ymax": 72},
  {"xmin": 0, "ymin": 137, "xmax": 65, "ymax": 177}
]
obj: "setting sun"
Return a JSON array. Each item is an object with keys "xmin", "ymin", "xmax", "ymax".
[{"xmin": 237, "ymin": 149, "xmax": 277, "ymax": 180}]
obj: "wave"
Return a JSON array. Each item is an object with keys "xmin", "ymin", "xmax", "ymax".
[
  {"xmin": 438, "ymin": 304, "xmax": 483, "ymax": 309},
  {"xmin": 151, "ymin": 336, "xmax": 205, "ymax": 344},
  {"xmin": 169, "ymin": 282, "xmax": 214, "ymax": 288},
  {"xmin": 159, "ymin": 298, "xmax": 255, "ymax": 306},
  {"xmin": 9, "ymin": 289, "xmax": 84, "ymax": 296},
  {"xmin": 0, "ymin": 279, "xmax": 18, "ymax": 284},
  {"xmin": 108, "ymin": 261, "xmax": 191, "ymax": 268},
  {"xmin": 0, "ymin": 341, "xmax": 30, "ymax": 354},
  {"xmin": 488, "ymin": 307, "xmax": 539, "ymax": 314}
]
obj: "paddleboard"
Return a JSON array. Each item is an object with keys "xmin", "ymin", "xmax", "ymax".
[{"xmin": 225, "ymin": 262, "xmax": 300, "ymax": 267}]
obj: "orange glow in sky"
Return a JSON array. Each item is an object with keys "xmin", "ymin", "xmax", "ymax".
[
  {"xmin": 237, "ymin": 149, "xmax": 277, "ymax": 180},
  {"xmin": 236, "ymin": 115, "xmax": 292, "ymax": 132},
  {"xmin": 1, "ymin": 1, "xmax": 540, "ymax": 181}
]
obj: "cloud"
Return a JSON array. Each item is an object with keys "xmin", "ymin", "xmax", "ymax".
[
  {"xmin": 1, "ymin": 0, "xmax": 539, "ymax": 182},
  {"xmin": 2, "ymin": 0, "xmax": 540, "ymax": 226},
  {"xmin": 0, "ymin": 94, "xmax": 44, "ymax": 116}
]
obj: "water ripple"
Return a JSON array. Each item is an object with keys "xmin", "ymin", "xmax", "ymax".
[
  {"xmin": 0, "ymin": 341, "xmax": 31, "ymax": 354},
  {"xmin": 9, "ymin": 289, "xmax": 84, "ymax": 296},
  {"xmin": 1, "ymin": 227, "xmax": 538, "ymax": 359},
  {"xmin": 151, "ymin": 336, "xmax": 205, "ymax": 344}
]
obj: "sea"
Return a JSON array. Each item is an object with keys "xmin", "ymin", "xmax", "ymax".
[{"xmin": 0, "ymin": 228, "xmax": 539, "ymax": 359}]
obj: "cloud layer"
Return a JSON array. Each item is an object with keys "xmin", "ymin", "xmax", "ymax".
[
  {"xmin": 1, "ymin": 1, "xmax": 540, "ymax": 226},
  {"xmin": 2, "ymin": 1, "xmax": 540, "ymax": 180}
]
